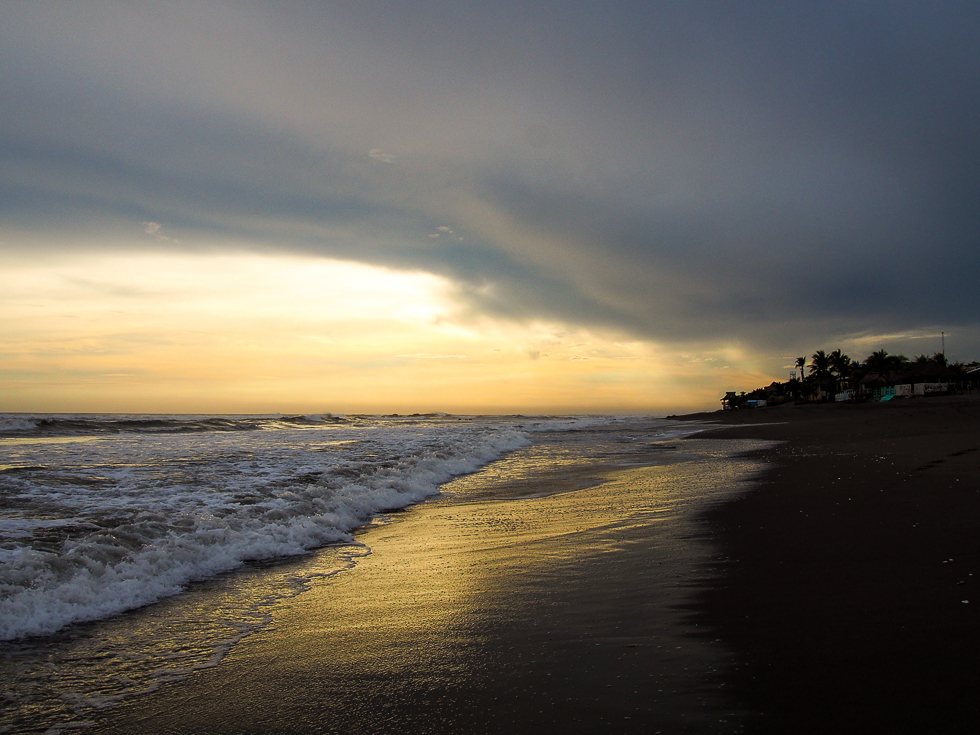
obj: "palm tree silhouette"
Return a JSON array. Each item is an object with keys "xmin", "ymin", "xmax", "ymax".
[
  {"xmin": 830, "ymin": 349, "xmax": 852, "ymax": 387},
  {"xmin": 809, "ymin": 350, "xmax": 830, "ymax": 378},
  {"xmin": 809, "ymin": 350, "xmax": 832, "ymax": 398},
  {"xmin": 795, "ymin": 356, "xmax": 806, "ymax": 380},
  {"xmin": 865, "ymin": 349, "xmax": 891, "ymax": 376}
]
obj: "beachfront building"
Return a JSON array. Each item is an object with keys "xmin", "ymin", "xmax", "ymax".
[
  {"xmin": 860, "ymin": 362, "xmax": 962, "ymax": 400},
  {"xmin": 726, "ymin": 353, "xmax": 977, "ymax": 410}
]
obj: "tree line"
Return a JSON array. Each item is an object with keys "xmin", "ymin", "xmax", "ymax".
[{"xmin": 727, "ymin": 349, "xmax": 978, "ymax": 408}]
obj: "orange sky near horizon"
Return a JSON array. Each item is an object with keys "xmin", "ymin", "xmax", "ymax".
[
  {"xmin": 3, "ymin": 4, "xmax": 978, "ymax": 417},
  {"xmin": 0, "ymin": 250, "xmax": 769, "ymax": 415}
]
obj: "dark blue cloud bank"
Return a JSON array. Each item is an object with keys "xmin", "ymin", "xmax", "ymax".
[{"xmin": 3, "ymin": 1, "xmax": 979, "ymax": 363}]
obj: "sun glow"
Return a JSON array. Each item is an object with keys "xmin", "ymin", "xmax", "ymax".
[{"xmin": 0, "ymin": 250, "xmax": 749, "ymax": 414}]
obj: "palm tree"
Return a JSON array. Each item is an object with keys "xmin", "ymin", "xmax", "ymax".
[
  {"xmin": 864, "ymin": 350, "xmax": 911, "ymax": 392},
  {"xmin": 809, "ymin": 350, "xmax": 832, "ymax": 399},
  {"xmin": 795, "ymin": 356, "xmax": 806, "ymax": 380},
  {"xmin": 892, "ymin": 353, "xmax": 910, "ymax": 371},
  {"xmin": 809, "ymin": 350, "xmax": 831, "ymax": 379},
  {"xmin": 865, "ymin": 349, "xmax": 890, "ymax": 376},
  {"xmin": 829, "ymin": 349, "xmax": 852, "ymax": 393},
  {"xmin": 829, "ymin": 349, "xmax": 851, "ymax": 378}
]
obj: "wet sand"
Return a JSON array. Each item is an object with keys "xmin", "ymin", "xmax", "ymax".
[
  {"xmin": 92, "ymin": 432, "xmax": 767, "ymax": 734},
  {"xmin": 88, "ymin": 396, "xmax": 980, "ymax": 733},
  {"xmin": 688, "ymin": 394, "xmax": 980, "ymax": 733}
]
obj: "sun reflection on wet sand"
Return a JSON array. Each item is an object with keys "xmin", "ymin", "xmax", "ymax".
[{"xmin": 93, "ymin": 431, "xmax": 771, "ymax": 734}]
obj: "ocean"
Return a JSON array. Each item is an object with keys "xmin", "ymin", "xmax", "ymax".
[{"xmin": 0, "ymin": 412, "xmax": 724, "ymax": 733}]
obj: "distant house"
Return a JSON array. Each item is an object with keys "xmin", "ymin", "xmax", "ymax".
[
  {"xmin": 861, "ymin": 362, "xmax": 961, "ymax": 400},
  {"xmin": 721, "ymin": 391, "xmax": 738, "ymax": 410},
  {"xmin": 762, "ymin": 381, "xmax": 785, "ymax": 400}
]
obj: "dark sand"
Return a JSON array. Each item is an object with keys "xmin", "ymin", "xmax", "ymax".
[
  {"xmin": 88, "ymin": 397, "xmax": 980, "ymax": 734},
  {"xmin": 687, "ymin": 394, "xmax": 980, "ymax": 734}
]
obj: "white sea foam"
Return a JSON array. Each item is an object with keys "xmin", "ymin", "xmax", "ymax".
[
  {"xmin": 0, "ymin": 417, "xmax": 39, "ymax": 432},
  {"xmin": 0, "ymin": 415, "xmax": 547, "ymax": 640}
]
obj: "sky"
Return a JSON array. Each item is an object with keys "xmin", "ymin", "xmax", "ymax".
[{"xmin": 2, "ymin": 1, "xmax": 979, "ymax": 415}]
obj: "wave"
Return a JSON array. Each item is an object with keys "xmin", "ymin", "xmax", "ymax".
[
  {"xmin": 0, "ymin": 419, "xmax": 532, "ymax": 640},
  {"xmin": 0, "ymin": 413, "xmax": 351, "ymax": 437}
]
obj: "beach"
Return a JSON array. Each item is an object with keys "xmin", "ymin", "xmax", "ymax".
[
  {"xmin": 690, "ymin": 394, "xmax": 980, "ymax": 733},
  {"xmin": 87, "ymin": 425, "xmax": 767, "ymax": 734},
  {"xmin": 14, "ymin": 398, "xmax": 978, "ymax": 733}
]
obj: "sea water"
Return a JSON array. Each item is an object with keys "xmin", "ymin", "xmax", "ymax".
[{"xmin": 0, "ymin": 413, "xmax": 707, "ymax": 733}]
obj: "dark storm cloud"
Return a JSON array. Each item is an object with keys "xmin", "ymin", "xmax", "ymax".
[{"xmin": 3, "ymin": 0, "xmax": 980, "ymax": 360}]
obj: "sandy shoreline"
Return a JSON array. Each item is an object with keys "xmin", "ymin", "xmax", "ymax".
[
  {"xmin": 687, "ymin": 394, "xmax": 980, "ymax": 733},
  {"xmin": 90, "ymin": 429, "xmax": 766, "ymax": 734},
  {"xmin": 84, "ymin": 397, "xmax": 980, "ymax": 733}
]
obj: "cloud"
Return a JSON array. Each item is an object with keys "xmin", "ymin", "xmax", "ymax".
[
  {"xmin": 3, "ymin": 0, "xmax": 980, "ymax": 387},
  {"xmin": 142, "ymin": 222, "xmax": 178, "ymax": 243},
  {"xmin": 429, "ymin": 225, "xmax": 464, "ymax": 242},
  {"xmin": 368, "ymin": 149, "xmax": 396, "ymax": 163}
]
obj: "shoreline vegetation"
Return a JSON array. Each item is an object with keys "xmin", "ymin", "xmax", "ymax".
[{"xmin": 709, "ymin": 349, "xmax": 980, "ymax": 411}]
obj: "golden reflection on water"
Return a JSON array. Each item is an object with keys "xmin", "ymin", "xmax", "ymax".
[
  {"xmin": 89, "ymin": 436, "xmax": 773, "ymax": 733},
  {"xmin": 438, "ymin": 437, "xmax": 689, "ymax": 502},
  {"xmin": 185, "ymin": 438, "xmax": 772, "ymax": 732}
]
